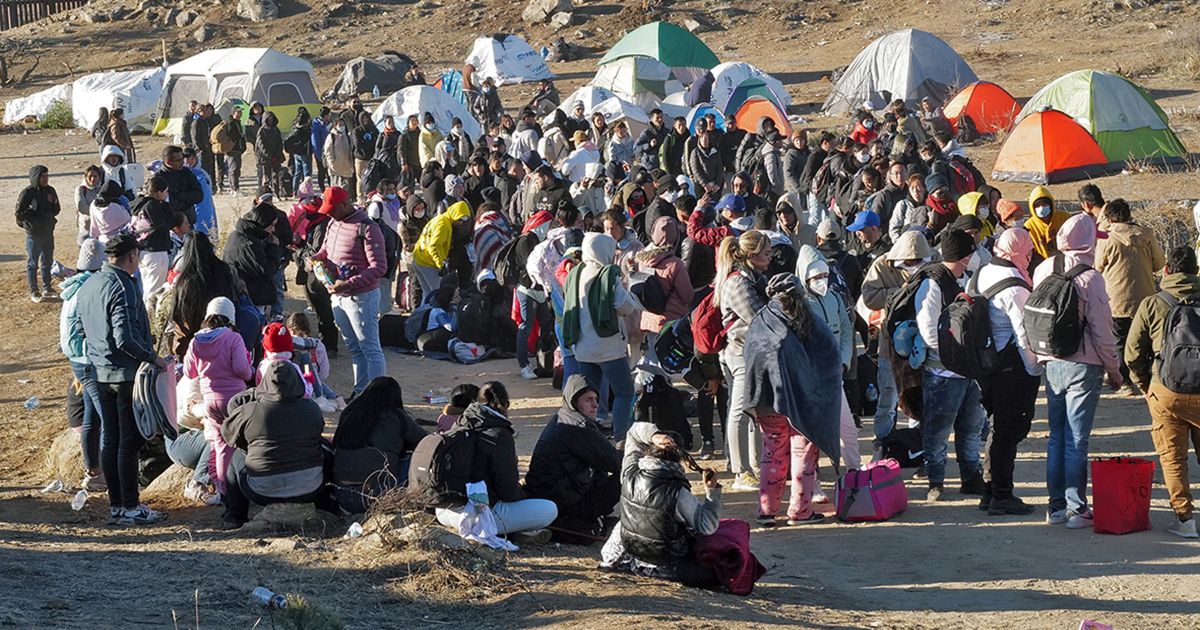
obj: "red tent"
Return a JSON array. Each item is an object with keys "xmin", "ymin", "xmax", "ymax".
[
  {"xmin": 991, "ymin": 110, "xmax": 1116, "ymax": 184},
  {"xmin": 944, "ymin": 81, "xmax": 1019, "ymax": 134}
]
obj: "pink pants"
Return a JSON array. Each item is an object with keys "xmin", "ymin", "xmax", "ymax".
[
  {"xmin": 202, "ymin": 392, "xmax": 235, "ymax": 494},
  {"xmin": 757, "ymin": 413, "xmax": 820, "ymax": 520}
]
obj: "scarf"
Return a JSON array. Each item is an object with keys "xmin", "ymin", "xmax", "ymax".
[{"xmin": 562, "ymin": 262, "xmax": 620, "ymax": 348}]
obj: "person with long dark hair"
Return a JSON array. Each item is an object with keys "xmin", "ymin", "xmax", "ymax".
[
  {"xmin": 330, "ymin": 376, "xmax": 429, "ymax": 514},
  {"xmin": 169, "ymin": 232, "xmax": 238, "ymax": 357}
]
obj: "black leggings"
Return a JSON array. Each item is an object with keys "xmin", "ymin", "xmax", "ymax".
[
  {"xmin": 696, "ymin": 384, "xmax": 728, "ymax": 444},
  {"xmin": 304, "ymin": 275, "xmax": 339, "ymax": 353}
]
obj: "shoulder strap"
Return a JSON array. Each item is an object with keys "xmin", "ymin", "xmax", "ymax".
[
  {"xmin": 981, "ymin": 276, "xmax": 1030, "ymax": 300},
  {"xmin": 1053, "ymin": 253, "xmax": 1065, "ymax": 275},
  {"xmin": 1065, "ymin": 264, "xmax": 1091, "ymax": 280},
  {"xmin": 1157, "ymin": 290, "xmax": 1180, "ymax": 308}
]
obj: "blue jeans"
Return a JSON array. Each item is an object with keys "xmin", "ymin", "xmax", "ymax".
[
  {"xmin": 97, "ymin": 380, "xmax": 145, "ymax": 509},
  {"xmin": 25, "ymin": 232, "xmax": 53, "ymax": 294},
  {"xmin": 921, "ymin": 371, "xmax": 986, "ymax": 486},
  {"xmin": 293, "ymin": 153, "xmax": 312, "ymax": 193},
  {"xmin": 70, "ymin": 361, "xmax": 104, "ymax": 471},
  {"xmin": 1045, "ymin": 361, "xmax": 1103, "ymax": 513},
  {"xmin": 165, "ymin": 427, "xmax": 212, "ymax": 485},
  {"xmin": 873, "ymin": 352, "xmax": 898, "ymax": 445},
  {"xmin": 332, "ymin": 289, "xmax": 386, "ymax": 396},
  {"xmin": 579, "ymin": 358, "xmax": 636, "ymax": 441}
]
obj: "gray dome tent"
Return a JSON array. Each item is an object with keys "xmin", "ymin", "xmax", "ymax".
[
  {"xmin": 822, "ymin": 29, "xmax": 977, "ymax": 116},
  {"xmin": 329, "ymin": 51, "xmax": 417, "ymax": 100}
]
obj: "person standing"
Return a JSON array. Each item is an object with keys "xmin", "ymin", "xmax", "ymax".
[
  {"xmin": 60, "ymin": 239, "xmax": 107, "ymax": 490},
  {"xmin": 107, "ymin": 108, "xmax": 136, "ymax": 163},
  {"xmin": 221, "ymin": 108, "xmax": 248, "ymax": 193},
  {"xmin": 352, "ymin": 112, "xmax": 379, "ymax": 197},
  {"xmin": 255, "ymin": 112, "xmax": 285, "ymax": 192},
  {"xmin": 131, "ymin": 177, "xmax": 174, "ymax": 315},
  {"xmin": 1125, "ymin": 246, "xmax": 1200, "ymax": 539},
  {"xmin": 322, "ymin": 116, "xmax": 356, "ymax": 192},
  {"xmin": 156, "ymin": 145, "xmax": 202, "ymax": 227},
  {"xmin": 288, "ymin": 107, "xmax": 315, "ymax": 196},
  {"xmin": 311, "ymin": 107, "xmax": 332, "ymax": 190},
  {"xmin": 193, "ymin": 104, "xmax": 215, "ymax": 186},
  {"xmin": 1034, "ymin": 214, "xmax": 1121, "ymax": 529},
  {"xmin": 15, "ymin": 165, "xmax": 61, "ymax": 302},
  {"xmin": 312, "ymin": 186, "xmax": 387, "ymax": 396},
  {"xmin": 1024, "ymin": 186, "xmax": 1071, "ymax": 269},
  {"xmin": 75, "ymin": 234, "xmax": 169, "ymax": 525}
]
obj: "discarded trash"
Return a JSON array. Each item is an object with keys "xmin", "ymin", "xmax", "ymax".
[
  {"xmin": 70, "ymin": 490, "xmax": 88, "ymax": 511},
  {"xmin": 422, "ymin": 390, "xmax": 449, "ymax": 405},
  {"xmin": 251, "ymin": 587, "xmax": 288, "ymax": 610},
  {"xmin": 41, "ymin": 480, "xmax": 64, "ymax": 493},
  {"xmin": 1079, "ymin": 621, "xmax": 1113, "ymax": 630},
  {"xmin": 24, "ymin": 397, "xmax": 40, "ymax": 409},
  {"xmin": 345, "ymin": 522, "xmax": 364, "ymax": 538},
  {"xmin": 17, "ymin": 379, "xmax": 31, "ymax": 385}
]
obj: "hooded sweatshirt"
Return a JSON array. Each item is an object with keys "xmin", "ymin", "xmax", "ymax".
[
  {"xmin": 59, "ymin": 270, "xmax": 96, "ymax": 363},
  {"xmin": 796, "ymin": 245, "xmax": 853, "ymax": 369},
  {"xmin": 99, "ymin": 145, "xmax": 134, "ymax": 199},
  {"xmin": 525, "ymin": 374, "xmax": 621, "ymax": 505},
  {"xmin": 1096, "ymin": 220, "xmax": 1165, "ymax": 318},
  {"xmin": 15, "ymin": 165, "xmax": 60, "ymax": 236},
  {"xmin": 1031, "ymin": 214, "xmax": 1119, "ymax": 372},
  {"xmin": 184, "ymin": 326, "xmax": 254, "ymax": 399},
  {"xmin": 1125, "ymin": 271, "xmax": 1200, "ymax": 392},
  {"xmin": 976, "ymin": 228, "xmax": 1040, "ymax": 376},
  {"xmin": 413, "ymin": 200, "xmax": 471, "ymax": 269},
  {"xmin": 636, "ymin": 216, "xmax": 694, "ymax": 331},
  {"xmin": 449, "ymin": 402, "xmax": 524, "ymax": 505},
  {"xmin": 567, "ymin": 233, "xmax": 640, "ymax": 363},
  {"xmin": 1023, "ymin": 186, "xmax": 1071, "ymax": 262}
]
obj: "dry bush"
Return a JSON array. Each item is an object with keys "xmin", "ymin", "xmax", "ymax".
[
  {"xmin": 1165, "ymin": 29, "xmax": 1200, "ymax": 80},
  {"xmin": 1136, "ymin": 200, "xmax": 1196, "ymax": 254},
  {"xmin": 1123, "ymin": 156, "xmax": 1163, "ymax": 175}
]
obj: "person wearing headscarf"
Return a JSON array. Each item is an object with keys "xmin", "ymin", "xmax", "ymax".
[{"xmin": 975, "ymin": 228, "xmax": 1041, "ymax": 516}]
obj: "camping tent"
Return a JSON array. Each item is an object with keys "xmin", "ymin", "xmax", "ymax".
[
  {"xmin": 659, "ymin": 91, "xmax": 690, "ymax": 119},
  {"xmin": 73, "ymin": 66, "xmax": 166, "ymax": 132},
  {"xmin": 686, "ymin": 103, "xmax": 725, "ymax": 134},
  {"xmin": 822, "ymin": 29, "xmax": 977, "ymax": 115},
  {"xmin": 542, "ymin": 85, "xmax": 619, "ymax": 127},
  {"xmin": 372, "ymin": 85, "xmax": 482, "ymax": 139},
  {"xmin": 154, "ymin": 48, "xmax": 319, "ymax": 136},
  {"xmin": 434, "ymin": 70, "xmax": 467, "ymax": 105},
  {"xmin": 1015, "ymin": 69, "xmax": 1186, "ymax": 162},
  {"xmin": 3, "ymin": 84, "xmax": 71, "ymax": 125},
  {"xmin": 591, "ymin": 96, "xmax": 650, "ymax": 137},
  {"xmin": 329, "ymin": 52, "xmax": 417, "ymax": 100},
  {"xmin": 465, "ymin": 34, "xmax": 553, "ymax": 86},
  {"xmin": 591, "ymin": 56, "xmax": 683, "ymax": 112},
  {"xmin": 599, "ymin": 21, "xmax": 719, "ymax": 85},
  {"xmin": 992, "ymin": 109, "xmax": 1115, "ymax": 184},
  {"xmin": 732, "ymin": 97, "xmax": 791, "ymax": 136},
  {"xmin": 709, "ymin": 62, "xmax": 790, "ymax": 115},
  {"xmin": 943, "ymin": 81, "xmax": 1018, "ymax": 135}
]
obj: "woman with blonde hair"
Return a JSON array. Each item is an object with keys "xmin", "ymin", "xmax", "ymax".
[{"xmin": 713, "ymin": 230, "xmax": 772, "ymax": 491}]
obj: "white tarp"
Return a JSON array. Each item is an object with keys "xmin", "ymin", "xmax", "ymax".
[
  {"xmin": 541, "ymin": 85, "xmax": 618, "ymax": 127},
  {"xmin": 3, "ymin": 84, "xmax": 71, "ymax": 124},
  {"xmin": 73, "ymin": 66, "xmax": 166, "ymax": 132},
  {"xmin": 465, "ymin": 34, "xmax": 553, "ymax": 86},
  {"xmin": 590, "ymin": 96, "xmax": 650, "ymax": 137},
  {"xmin": 372, "ymin": 85, "xmax": 482, "ymax": 138},
  {"xmin": 591, "ymin": 56, "xmax": 684, "ymax": 112},
  {"xmin": 709, "ymin": 62, "xmax": 791, "ymax": 114}
]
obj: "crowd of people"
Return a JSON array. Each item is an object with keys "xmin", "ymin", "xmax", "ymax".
[{"xmin": 19, "ymin": 80, "xmax": 1200, "ymax": 590}]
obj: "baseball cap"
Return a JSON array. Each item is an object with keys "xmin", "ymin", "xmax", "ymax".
[
  {"xmin": 817, "ymin": 219, "xmax": 843, "ymax": 241},
  {"xmin": 319, "ymin": 186, "xmax": 349, "ymax": 215},
  {"xmin": 714, "ymin": 193, "xmax": 745, "ymax": 214},
  {"xmin": 846, "ymin": 211, "xmax": 881, "ymax": 232}
]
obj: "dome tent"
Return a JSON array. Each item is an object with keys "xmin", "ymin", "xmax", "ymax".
[
  {"xmin": 732, "ymin": 97, "xmax": 791, "ymax": 137},
  {"xmin": 992, "ymin": 109, "xmax": 1116, "ymax": 184},
  {"xmin": 1015, "ymin": 69, "xmax": 1186, "ymax": 163},
  {"xmin": 541, "ymin": 85, "xmax": 618, "ymax": 127},
  {"xmin": 372, "ymin": 86, "xmax": 482, "ymax": 139},
  {"xmin": 329, "ymin": 51, "xmax": 417, "ymax": 100},
  {"xmin": 591, "ymin": 96, "xmax": 651, "ymax": 137},
  {"xmin": 464, "ymin": 34, "xmax": 554, "ymax": 86},
  {"xmin": 590, "ymin": 56, "xmax": 683, "ymax": 112},
  {"xmin": 599, "ymin": 21, "xmax": 719, "ymax": 85},
  {"xmin": 686, "ymin": 103, "xmax": 725, "ymax": 134},
  {"xmin": 708, "ymin": 62, "xmax": 791, "ymax": 115},
  {"xmin": 822, "ymin": 29, "xmax": 977, "ymax": 116},
  {"xmin": 943, "ymin": 81, "xmax": 1018, "ymax": 134}
]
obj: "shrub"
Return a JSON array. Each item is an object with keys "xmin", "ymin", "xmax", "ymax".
[{"xmin": 37, "ymin": 99, "xmax": 74, "ymax": 130}]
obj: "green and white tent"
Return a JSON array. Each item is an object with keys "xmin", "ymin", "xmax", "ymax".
[
  {"xmin": 1016, "ymin": 70, "xmax": 1186, "ymax": 163},
  {"xmin": 599, "ymin": 21, "xmax": 719, "ymax": 85}
]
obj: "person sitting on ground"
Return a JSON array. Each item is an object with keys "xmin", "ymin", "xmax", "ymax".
[
  {"xmin": 434, "ymin": 381, "xmax": 559, "ymax": 539},
  {"xmin": 286, "ymin": 312, "xmax": 341, "ymax": 406},
  {"xmin": 255, "ymin": 321, "xmax": 313, "ymax": 399},
  {"xmin": 331, "ymin": 376, "xmax": 429, "ymax": 514},
  {"xmin": 220, "ymin": 360, "xmax": 334, "ymax": 529},
  {"xmin": 436, "ymin": 383, "xmax": 480, "ymax": 433},
  {"xmin": 525, "ymin": 374, "xmax": 622, "ymax": 543},
  {"xmin": 599, "ymin": 422, "xmax": 721, "ymax": 587}
]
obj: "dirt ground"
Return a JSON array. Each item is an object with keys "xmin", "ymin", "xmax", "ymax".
[{"xmin": 3, "ymin": 0, "xmax": 1200, "ymax": 627}]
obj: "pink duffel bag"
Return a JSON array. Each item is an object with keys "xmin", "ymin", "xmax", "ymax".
[{"xmin": 835, "ymin": 458, "xmax": 908, "ymax": 522}]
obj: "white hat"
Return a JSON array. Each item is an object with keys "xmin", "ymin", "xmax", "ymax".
[
  {"xmin": 205, "ymin": 296, "xmax": 236, "ymax": 322},
  {"xmin": 76, "ymin": 238, "xmax": 105, "ymax": 272}
]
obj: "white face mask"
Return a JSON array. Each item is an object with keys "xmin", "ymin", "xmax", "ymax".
[
  {"xmin": 1034, "ymin": 204, "xmax": 1052, "ymax": 219},
  {"xmin": 977, "ymin": 206, "xmax": 990, "ymax": 220},
  {"xmin": 808, "ymin": 278, "xmax": 829, "ymax": 296},
  {"xmin": 856, "ymin": 152, "xmax": 870, "ymax": 164}
]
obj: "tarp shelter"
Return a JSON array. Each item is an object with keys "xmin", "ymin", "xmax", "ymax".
[
  {"xmin": 709, "ymin": 62, "xmax": 791, "ymax": 115},
  {"xmin": 686, "ymin": 103, "xmax": 725, "ymax": 134},
  {"xmin": 733, "ymin": 97, "xmax": 791, "ymax": 136},
  {"xmin": 154, "ymin": 48, "xmax": 319, "ymax": 137},
  {"xmin": 464, "ymin": 34, "xmax": 553, "ymax": 86},
  {"xmin": 434, "ymin": 70, "xmax": 467, "ymax": 105},
  {"xmin": 591, "ymin": 56, "xmax": 683, "ymax": 112},
  {"xmin": 943, "ymin": 81, "xmax": 1018, "ymax": 135},
  {"xmin": 599, "ymin": 21, "xmax": 719, "ymax": 85},
  {"xmin": 590, "ymin": 96, "xmax": 650, "ymax": 137},
  {"xmin": 822, "ymin": 29, "xmax": 977, "ymax": 116},
  {"xmin": 1016, "ymin": 69, "xmax": 1186, "ymax": 162},
  {"xmin": 992, "ymin": 110, "xmax": 1115, "ymax": 184},
  {"xmin": 330, "ymin": 51, "xmax": 417, "ymax": 100},
  {"xmin": 372, "ymin": 85, "xmax": 482, "ymax": 139},
  {"xmin": 73, "ymin": 66, "xmax": 166, "ymax": 132},
  {"xmin": 3, "ymin": 83, "xmax": 71, "ymax": 124}
]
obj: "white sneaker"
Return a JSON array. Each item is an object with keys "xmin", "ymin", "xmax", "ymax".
[
  {"xmin": 315, "ymin": 397, "xmax": 338, "ymax": 414},
  {"xmin": 812, "ymin": 487, "xmax": 830, "ymax": 504},
  {"xmin": 520, "ymin": 365, "xmax": 537, "ymax": 380},
  {"xmin": 1046, "ymin": 509, "xmax": 1069, "ymax": 525},
  {"xmin": 729, "ymin": 472, "xmax": 760, "ymax": 492},
  {"xmin": 118, "ymin": 503, "xmax": 167, "ymax": 526},
  {"xmin": 1166, "ymin": 517, "xmax": 1199, "ymax": 539},
  {"xmin": 1066, "ymin": 507, "xmax": 1094, "ymax": 529}
]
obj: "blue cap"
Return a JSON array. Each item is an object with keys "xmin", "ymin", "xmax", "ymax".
[
  {"xmin": 847, "ymin": 210, "xmax": 881, "ymax": 232},
  {"xmin": 714, "ymin": 193, "xmax": 746, "ymax": 214}
]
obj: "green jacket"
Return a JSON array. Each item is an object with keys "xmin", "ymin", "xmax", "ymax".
[{"xmin": 1125, "ymin": 272, "xmax": 1200, "ymax": 392}]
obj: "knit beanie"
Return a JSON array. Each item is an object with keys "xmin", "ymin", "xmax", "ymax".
[
  {"xmin": 940, "ymin": 229, "xmax": 975, "ymax": 262},
  {"xmin": 261, "ymin": 322, "xmax": 294, "ymax": 354}
]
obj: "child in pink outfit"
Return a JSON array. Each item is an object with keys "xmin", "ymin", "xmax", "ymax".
[
  {"xmin": 255, "ymin": 321, "xmax": 313, "ymax": 399},
  {"xmin": 756, "ymin": 412, "xmax": 824, "ymax": 526},
  {"xmin": 183, "ymin": 297, "xmax": 253, "ymax": 494},
  {"xmin": 435, "ymin": 383, "xmax": 480, "ymax": 433}
]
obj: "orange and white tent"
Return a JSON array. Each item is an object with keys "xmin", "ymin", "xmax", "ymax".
[
  {"xmin": 944, "ymin": 81, "xmax": 1018, "ymax": 134},
  {"xmin": 731, "ymin": 97, "xmax": 791, "ymax": 136},
  {"xmin": 991, "ymin": 109, "xmax": 1116, "ymax": 184}
]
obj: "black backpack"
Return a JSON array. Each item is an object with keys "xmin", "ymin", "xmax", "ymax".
[
  {"xmin": 635, "ymin": 374, "xmax": 692, "ymax": 449},
  {"xmin": 653, "ymin": 316, "xmax": 694, "ymax": 374},
  {"xmin": 1025, "ymin": 255, "xmax": 1089, "ymax": 358},
  {"xmin": 407, "ymin": 428, "xmax": 478, "ymax": 508},
  {"xmin": 1156, "ymin": 292, "xmax": 1200, "ymax": 394},
  {"xmin": 938, "ymin": 275, "xmax": 1029, "ymax": 379},
  {"xmin": 955, "ymin": 114, "xmax": 980, "ymax": 144},
  {"xmin": 493, "ymin": 236, "xmax": 522, "ymax": 288},
  {"xmin": 630, "ymin": 271, "xmax": 669, "ymax": 315}
]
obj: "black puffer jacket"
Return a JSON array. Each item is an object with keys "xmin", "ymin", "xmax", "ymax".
[
  {"xmin": 14, "ymin": 165, "xmax": 60, "ymax": 236},
  {"xmin": 255, "ymin": 112, "xmax": 284, "ymax": 164},
  {"xmin": 452, "ymin": 402, "xmax": 524, "ymax": 505},
  {"xmin": 223, "ymin": 207, "xmax": 280, "ymax": 305},
  {"xmin": 222, "ymin": 361, "xmax": 325, "ymax": 477},
  {"xmin": 524, "ymin": 375, "xmax": 620, "ymax": 506}
]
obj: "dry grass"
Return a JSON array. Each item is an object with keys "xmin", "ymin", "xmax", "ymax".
[
  {"xmin": 1162, "ymin": 28, "xmax": 1200, "ymax": 80},
  {"xmin": 1137, "ymin": 200, "xmax": 1196, "ymax": 254},
  {"xmin": 1123, "ymin": 156, "xmax": 1163, "ymax": 175}
]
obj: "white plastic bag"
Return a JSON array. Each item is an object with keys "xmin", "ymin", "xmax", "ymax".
[{"xmin": 456, "ymin": 481, "xmax": 517, "ymax": 551}]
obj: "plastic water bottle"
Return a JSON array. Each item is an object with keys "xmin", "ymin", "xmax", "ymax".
[
  {"xmin": 70, "ymin": 489, "xmax": 88, "ymax": 511},
  {"xmin": 24, "ymin": 396, "xmax": 40, "ymax": 409},
  {"xmin": 344, "ymin": 522, "xmax": 364, "ymax": 538},
  {"xmin": 41, "ymin": 480, "xmax": 64, "ymax": 493},
  {"xmin": 371, "ymin": 84, "xmax": 381, "ymax": 99},
  {"xmin": 251, "ymin": 587, "xmax": 288, "ymax": 610},
  {"xmin": 865, "ymin": 383, "xmax": 878, "ymax": 403}
]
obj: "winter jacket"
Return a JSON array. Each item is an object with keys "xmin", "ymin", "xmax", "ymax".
[
  {"xmin": 914, "ymin": 263, "xmax": 968, "ymax": 376},
  {"xmin": 222, "ymin": 361, "xmax": 325, "ymax": 481},
  {"xmin": 130, "ymin": 194, "xmax": 173, "ymax": 253},
  {"xmin": 635, "ymin": 217, "xmax": 693, "ymax": 332},
  {"xmin": 796, "ymin": 245, "xmax": 853, "ymax": 369},
  {"xmin": 255, "ymin": 113, "xmax": 284, "ymax": 165},
  {"xmin": 560, "ymin": 144, "xmax": 601, "ymax": 184},
  {"xmin": 1097, "ymin": 222, "xmax": 1165, "ymax": 318},
  {"xmin": 535, "ymin": 177, "xmax": 572, "ymax": 216},
  {"xmin": 869, "ymin": 182, "xmax": 905, "ymax": 229},
  {"xmin": 332, "ymin": 408, "xmax": 428, "ymax": 487},
  {"xmin": 659, "ymin": 129, "xmax": 688, "ymax": 176},
  {"xmin": 607, "ymin": 133, "xmax": 636, "ymax": 168},
  {"xmin": 59, "ymin": 270, "xmax": 96, "ymax": 364},
  {"xmin": 190, "ymin": 166, "xmax": 217, "ymax": 235},
  {"xmin": 314, "ymin": 208, "xmax": 388, "ymax": 295},
  {"xmin": 800, "ymin": 147, "xmax": 828, "ymax": 192},
  {"xmin": 375, "ymin": 126, "xmax": 401, "ymax": 169},
  {"xmin": 570, "ymin": 234, "xmax": 641, "ymax": 363},
  {"xmin": 223, "ymin": 216, "xmax": 279, "ymax": 305},
  {"xmin": 1125, "ymin": 271, "xmax": 1200, "ymax": 392},
  {"xmin": 450, "ymin": 402, "xmax": 526, "ymax": 505},
  {"xmin": 15, "ymin": 166, "xmax": 60, "ymax": 236},
  {"xmin": 399, "ymin": 127, "xmax": 422, "ymax": 170},
  {"xmin": 99, "ymin": 146, "xmax": 134, "ymax": 202},
  {"xmin": 570, "ymin": 179, "xmax": 606, "ymax": 217},
  {"xmin": 288, "ymin": 118, "xmax": 314, "ymax": 159},
  {"xmin": 108, "ymin": 117, "xmax": 135, "ymax": 161},
  {"xmin": 539, "ymin": 127, "xmax": 571, "ymax": 168},
  {"xmin": 688, "ymin": 144, "xmax": 724, "ymax": 194},
  {"xmin": 686, "ymin": 206, "xmax": 731, "ymax": 249},
  {"xmin": 783, "ymin": 145, "xmax": 809, "ymax": 194},
  {"xmin": 760, "ymin": 141, "xmax": 785, "ymax": 197},
  {"xmin": 1031, "ymin": 215, "xmax": 1119, "ymax": 374},
  {"xmin": 525, "ymin": 374, "xmax": 622, "ymax": 506},
  {"xmin": 352, "ymin": 113, "xmax": 379, "ymax": 161},
  {"xmin": 89, "ymin": 198, "xmax": 131, "ymax": 243},
  {"xmin": 861, "ymin": 255, "xmax": 910, "ymax": 356},
  {"xmin": 75, "ymin": 263, "xmax": 157, "ymax": 383},
  {"xmin": 184, "ymin": 326, "xmax": 254, "ymax": 398},
  {"xmin": 156, "ymin": 165, "xmax": 202, "ymax": 224},
  {"xmin": 322, "ymin": 127, "xmax": 356, "ymax": 178},
  {"xmin": 419, "ymin": 126, "xmax": 443, "ymax": 167},
  {"xmin": 1023, "ymin": 186, "xmax": 1071, "ymax": 262},
  {"xmin": 889, "ymin": 196, "xmax": 930, "ymax": 242},
  {"xmin": 635, "ymin": 123, "xmax": 668, "ymax": 170},
  {"xmin": 413, "ymin": 200, "xmax": 471, "ymax": 269},
  {"xmin": 310, "ymin": 117, "xmax": 330, "ymax": 162},
  {"xmin": 399, "ymin": 195, "xmax": 429, "ymax": 254}
]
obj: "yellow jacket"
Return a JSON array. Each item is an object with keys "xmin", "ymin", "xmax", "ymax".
[
  {"xmin": 956, "ymin": 191, "xmax": 994, "ymax": 239},
  {"xmin": 1023, "ymin": 186, "xmax": 1071, "ymax": 261},
  {"xmin": 413, "ymin": 201, "xmax": 471, "ymax": 269},
  {"xmin": 419, "ymin": 127, "xmax": 443, "ymax": 168}
]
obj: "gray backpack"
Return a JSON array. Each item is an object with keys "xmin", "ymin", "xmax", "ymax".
[{"xmin": 1157, "ymin": 292, "xmax": 1200, "ymax": 394}]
